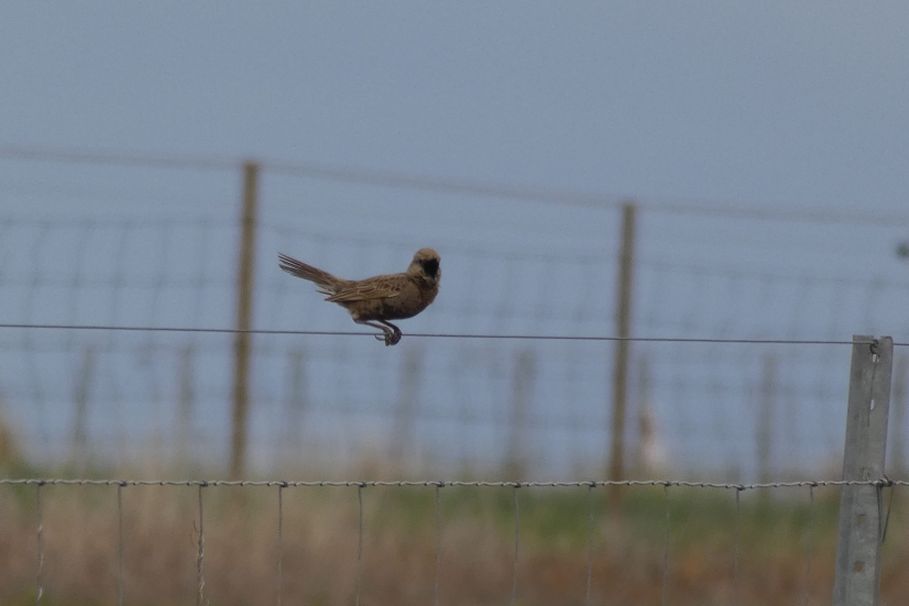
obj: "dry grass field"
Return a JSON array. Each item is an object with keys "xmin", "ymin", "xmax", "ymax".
[{"xmin": 1, "ymin": 462, "xmax": 907, "ymax": 605}]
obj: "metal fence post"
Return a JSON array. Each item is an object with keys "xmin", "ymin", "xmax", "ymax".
[
  {"xmin": 608, "ymin": 201, "xmax": 636, "ymax": 506},
  {"xmin": 229, "ymin": 161, "xmax": 259, "ymax": 478},
  {"xmin": 832, "ymin": 335, "xmax": 893, "ymax": 606}
]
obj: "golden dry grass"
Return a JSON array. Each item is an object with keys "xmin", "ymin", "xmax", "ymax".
[{"xmin": 0, "ymin": 480, "xmax": 907, "ymax": 605}]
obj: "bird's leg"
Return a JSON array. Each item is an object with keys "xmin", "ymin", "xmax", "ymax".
[
  {"xmin": 376, "ymin": 320, "xmax": 402, "ymax": 346},
  {"xmin": 356, "ymin": 319, "xmax": 396, "ymax": 344}
]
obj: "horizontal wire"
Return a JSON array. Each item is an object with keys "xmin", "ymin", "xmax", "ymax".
[
  {"xmin": 0, "ymin": 478, "xmax": 905, "ymax": 489},
  {"xmin": 0, "ymin": 146, "xmax": 238, "ymax": 171},
  {"xmin": 2, "ymin": 145, "xmax": 907, "ymax": 225},
  {"xmin": 0, "ymin": 323, "xmax": 898, "ymax": 346},
  {"xmin": 636, "ymin": 198, "xmax": 909, "ymax": 226},
  {"xmin": 0, "ymin": 146, "xmax": 616, "ymax": 210}
]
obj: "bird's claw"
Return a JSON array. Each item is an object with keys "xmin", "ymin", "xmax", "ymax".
[{"xmin": 373, "ymin": 328, "xmax": 403, "ymax": 346}]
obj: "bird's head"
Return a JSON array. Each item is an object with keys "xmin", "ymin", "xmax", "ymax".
[{"xmin": 408, "ymin": 247, "xmax": 441, "ymax": 282}]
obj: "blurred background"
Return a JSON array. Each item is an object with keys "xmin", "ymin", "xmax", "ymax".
[
  {"xmin": 2, "ymin": 4, "xmax": 909, "ymax": 604},
  {"xmin": 1, "ymin": 153, "xmax": 908, "ymax": 482}
]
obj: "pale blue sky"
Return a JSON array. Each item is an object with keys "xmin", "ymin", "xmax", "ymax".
[{"xmin": 2, "ymin": 2, "xmax": 908, "ymax": 213}]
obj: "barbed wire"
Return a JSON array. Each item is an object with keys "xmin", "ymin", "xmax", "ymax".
[
  {"xmin": 3, "ymin": 145, "xmax": 908, "ymax": 225},
  {"xmin": 0, "ymin": 478, "xmax": 904, "ymax": 489},
  {"xmin": 0, "ymin": 322, "xmax": 900, "ymax": 346}
]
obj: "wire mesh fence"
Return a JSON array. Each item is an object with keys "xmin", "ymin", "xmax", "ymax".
[
  {"xmin": 2, "ymin": 150, "xmax": 909, "ymax": 480},
  {"xmin": 2, "ymin": 148, "xmax": 909, "ymax": 603},
  {"xmin": 0, "ymin": 478, "xmax": 906, "ymax": 605}
]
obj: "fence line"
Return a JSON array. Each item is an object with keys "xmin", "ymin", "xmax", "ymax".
[
  {"xmin": 4, "ymin": 180, "xmax": 908, "ymax": 479},
  {"xmin": 0, "ymin": 323, "xmax": 900, "ymax": 346},
  {"xmin": 3, "ymin": 145, "xmax": 908, "ymax": 226},
  {"xmin": 8, "ymin": 474, "xmax": 865, "ymax": 606},
  {"xmin": 0, "ymin": 478, "xmax": 902, "ymax": 489},
  {"xmin": 4, "ymin": 150, "xmax": 908, "ymax": 604},
  {"xmin": 0, "ymin": 335, "xmax": 895, "ymax": 606}
]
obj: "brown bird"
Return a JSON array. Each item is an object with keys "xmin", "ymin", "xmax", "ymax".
[{"xmin": 278, "ymin": 248, "xmax": 441, "ymax": 346}]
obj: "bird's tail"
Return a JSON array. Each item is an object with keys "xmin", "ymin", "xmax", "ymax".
[{"xmin": 278, "ymin": 253, "xmax": 342, "ymax": 295}]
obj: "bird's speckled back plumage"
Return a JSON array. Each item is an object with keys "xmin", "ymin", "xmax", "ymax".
[{"xmin": 278, "ymin": 248, "xmax": 441, "ymax": 322}]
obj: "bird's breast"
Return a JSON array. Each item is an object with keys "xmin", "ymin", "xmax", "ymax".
[{"xmin": 344, "ymin": 277, "xmax": 438, "ymax": 321}]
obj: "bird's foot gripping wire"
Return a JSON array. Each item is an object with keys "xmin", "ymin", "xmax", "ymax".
[
  {"xmin": 359, "ymin": 320, "xmax": 402, "ymax": 346},
  {"xmin": 373, "ymin": 325, "xmax": 402, "ymax": 346}
]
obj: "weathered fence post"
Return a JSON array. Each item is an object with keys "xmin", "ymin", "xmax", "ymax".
[
  {"xmin": 608, "ymin": 201, "xmax": 636, "ymax": 506},
  {"xmin": 832, "ymin": 335, "xmax": 893, "ymax": 606},
  {"xmin": 890, "ymin": 354, "xmax": 908, "ymax": 476},
  {"xmin": 229, "ymin": 161, "xmax": 259, "ymax": 478}
]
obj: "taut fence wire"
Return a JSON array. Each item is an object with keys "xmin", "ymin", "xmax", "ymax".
[
  {"xmin": 0, "ymin": 478, "xmax": 903, "ymax": 489},
  {"xmin": 0, "ymin": 323, "xmax": 904, "ymax": 347}
]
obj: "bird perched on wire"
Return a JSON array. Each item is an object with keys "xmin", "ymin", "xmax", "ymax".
[{"xmin": 278, "ymin": 248, "xmax": 441, "ymax": 346}]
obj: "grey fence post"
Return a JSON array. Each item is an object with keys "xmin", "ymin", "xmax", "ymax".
[{"xmin": 832, "ymin": 335, "xmax": 893, "ymax": 606}]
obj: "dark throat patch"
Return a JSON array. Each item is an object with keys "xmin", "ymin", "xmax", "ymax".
[{"xmin": 421, "ymin": 258, "xmax": 439, "ymax": 279}]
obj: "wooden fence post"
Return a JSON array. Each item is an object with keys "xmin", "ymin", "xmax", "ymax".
[
  {"xmin": 832, "ymin": 335, "xmax": 893, "ymax": 606},
  {"xmin": 229, "ymin": 161, "xmax": 259, "ymax": 478},
  {"xmin": 608, "ymin": 201, "xmax": 636, "ymax": 505}
]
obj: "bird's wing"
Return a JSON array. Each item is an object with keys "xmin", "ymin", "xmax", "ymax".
[{"xmin": 326, "ymin": 275, "xmax": 404, "ymax": 303}]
